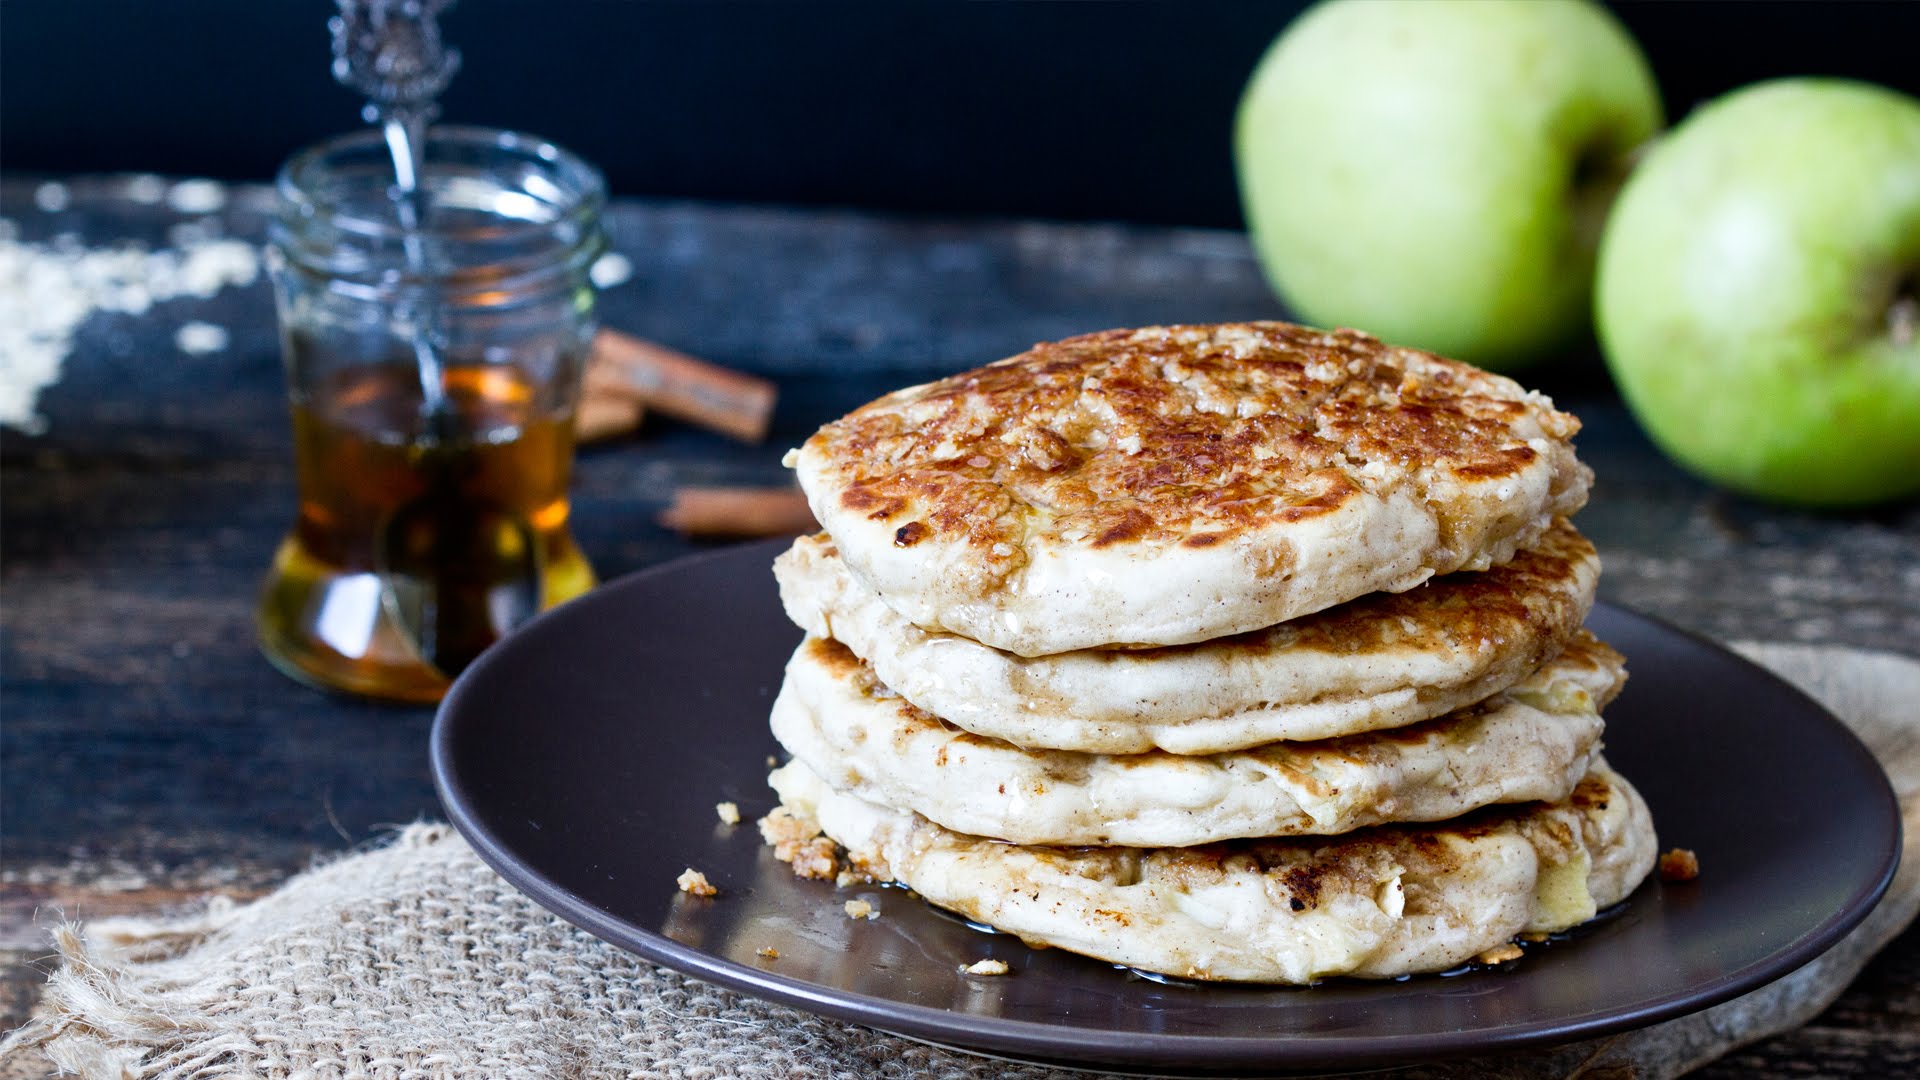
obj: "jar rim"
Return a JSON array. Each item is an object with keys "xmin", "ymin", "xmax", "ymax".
[{"xmin": 276, "ymin": 125, "xmax": 607, "ymax": 243}]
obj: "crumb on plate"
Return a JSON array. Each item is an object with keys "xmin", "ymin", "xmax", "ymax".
[
  {"xmin": 759, "ymin": 805, "xmax": 843, "ymax": 881},
  {"xmin": 757, "ymin": 947, "xmax": 780, "ymax": 960},
  {"xmin": 1659, "ymin": 847, "xmax": 1700, "ymax": 882},
  {"xmin": 676, "ymin": 868, "xmax": 718, "ymax": 897},
  {"xmin": 716, "ymin": 801, "xmax": 741, "ymax": 825},
  {"xmin": 844, "ymin": 899, "xmax": 876, "ymax": 920},
  {"xmin": 1476, "ymin": 943, "xmax": 1525, "ymax": 966},
  {"xmin": 963, "ymin": 958, "xmax": 1009, "ymax": 976}
]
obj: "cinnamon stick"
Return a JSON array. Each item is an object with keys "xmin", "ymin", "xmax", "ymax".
[
  {"xmin": 590, "ymin": 329, "xmax": 777, "ymax": 443},
  {"xmin": 660, "ymin": 486, "xmax": 818, "ymax": 538},
  {"xmin": 574, "ymin": 377, "xmax": 646, "ymax": 443}
]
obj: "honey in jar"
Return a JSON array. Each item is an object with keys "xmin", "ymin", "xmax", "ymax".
[
  {"xmin": 257, "ymin": 356, "xmax": 594, "ymax": 701},
  {"xmin": 259, "ymin": 126, "xmax": 607, "ymax": 702}
]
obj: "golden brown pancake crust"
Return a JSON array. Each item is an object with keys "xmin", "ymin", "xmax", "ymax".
[
  {"xmin": 766, "ymin": 758, "xmax": 1658, "ymax": 982},
  {"xmin": 813, "ymin": 322, "xmax": 1584, "ymax": 581},
  {"xmin": 774, "ymin": 517, "xmax": 1600, "ymax": 750},
  {"xmin": 1120, "ymin": 515, "xmax": 1598, "ymax": 661},
  {"xmin": 773, "ymin": 630, "xmax": 1621, "ymax": 846}
]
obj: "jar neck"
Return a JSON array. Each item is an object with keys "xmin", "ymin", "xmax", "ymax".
[{"xmin": 271, "ymin": 125, "xmax": 607, "ymax": 303}]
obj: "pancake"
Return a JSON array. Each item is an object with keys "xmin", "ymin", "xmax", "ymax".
[
  {"xmin": 774, "ymin": 517, "xmax": 1599, "ymax": 754},
  {"xmin": 788, "ymin": 322, "xmax": 1591, "ymax": 656},
  {"xmin": 765, "ymin": 758, "xmax": 1657, "ymax": 984},
  {"xmin": 769, "ymin": 632, "xmax": 1619, "ymax": 847}
]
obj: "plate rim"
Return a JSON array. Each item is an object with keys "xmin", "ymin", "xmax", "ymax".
[{"xmin": 431, "ymin": 540, "xmax": 1902, "ymax": 1073}]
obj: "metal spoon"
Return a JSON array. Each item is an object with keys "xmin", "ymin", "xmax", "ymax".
[
  {"xmin": 374, "ymin": 447, "xmax": 544, "ymax": 680},
  {"xmin": 333, "ymin": 0, "xmax": 544, "ymax": 679}
]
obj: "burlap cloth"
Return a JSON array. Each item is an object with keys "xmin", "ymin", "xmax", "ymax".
[{"xmin": 6, "ymin": 642, "xmax": 1918, "ymax": 1079}]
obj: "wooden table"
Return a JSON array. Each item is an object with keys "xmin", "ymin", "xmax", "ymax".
[{"xmin": 3, "ymin": 178, "xmax": 1915, "ymax": 1076}]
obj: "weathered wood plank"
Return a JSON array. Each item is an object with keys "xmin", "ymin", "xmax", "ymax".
[{"xmin": 1697, "ymin": 1024, "xmax": 1920, "ymax": 1080}]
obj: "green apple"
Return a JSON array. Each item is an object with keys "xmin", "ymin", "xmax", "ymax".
[
  {"xmin": 1596, "ymin": 79, "xmax": 1920, "ymax": 508},
  {"xmin": 1235, "ymin": 0, "xmax": 1662, "ymax": 370}
]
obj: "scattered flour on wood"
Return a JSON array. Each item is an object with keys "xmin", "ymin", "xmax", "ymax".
[
  {"xmin": 33, "ymin": 183, "xmax": 71, "ymax": 213},
  {"xmin": 175, "ymin": 321, "xmax": 231, "ymax": 355},
  {"xmin": 166, "ymin": 179, "xmax": 228, "ymax": 215},
  {"xmin": 124, "ymin": 175, "xmax": 168, "ymax": 205},
  {"xmin": 0, "ymin": 222, "xmax": 260, "ymax": 433}
]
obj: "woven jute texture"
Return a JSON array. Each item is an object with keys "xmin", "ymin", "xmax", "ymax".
[{"xmin": 5, "ymin": 642, "xmax": 1918, "ymax": 1080}]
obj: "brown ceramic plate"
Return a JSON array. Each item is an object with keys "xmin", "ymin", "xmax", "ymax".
[{"xmin": 432, "ymin": 539, "xmax": 1899, "ymax": 1076}]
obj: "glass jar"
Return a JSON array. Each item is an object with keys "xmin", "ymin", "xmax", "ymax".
[{"xmin": 258, "ymin": 125, "xmax": 608, "ymax": 703}]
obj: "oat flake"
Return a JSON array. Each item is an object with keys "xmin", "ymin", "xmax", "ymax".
[{"xmin": 174, "ymin": 321, "xmax": 231, "ymax": 355}]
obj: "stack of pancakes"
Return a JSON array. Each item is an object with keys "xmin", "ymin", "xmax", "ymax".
[{"xmin": 760, "ymin": 322, "xmax": 1657, "ymax": 983}]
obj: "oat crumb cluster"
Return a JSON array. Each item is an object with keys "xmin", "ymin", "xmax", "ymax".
[
  {"xmin": 755, "ymin": 323, "xmax": 1660, "ymax": 983},
  {"xmin": 675, "ymin": 868, "xmax": 718, "ymax": 897}
]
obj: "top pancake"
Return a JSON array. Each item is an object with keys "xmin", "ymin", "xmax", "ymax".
[{"xmin": 790, "ymin": 322, "xmax": 1592, "ymax": 656}]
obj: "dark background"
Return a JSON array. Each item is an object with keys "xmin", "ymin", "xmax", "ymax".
[{"xmin": 4, "ymin": 1, "xmax": 1918, "ymax": 228}]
